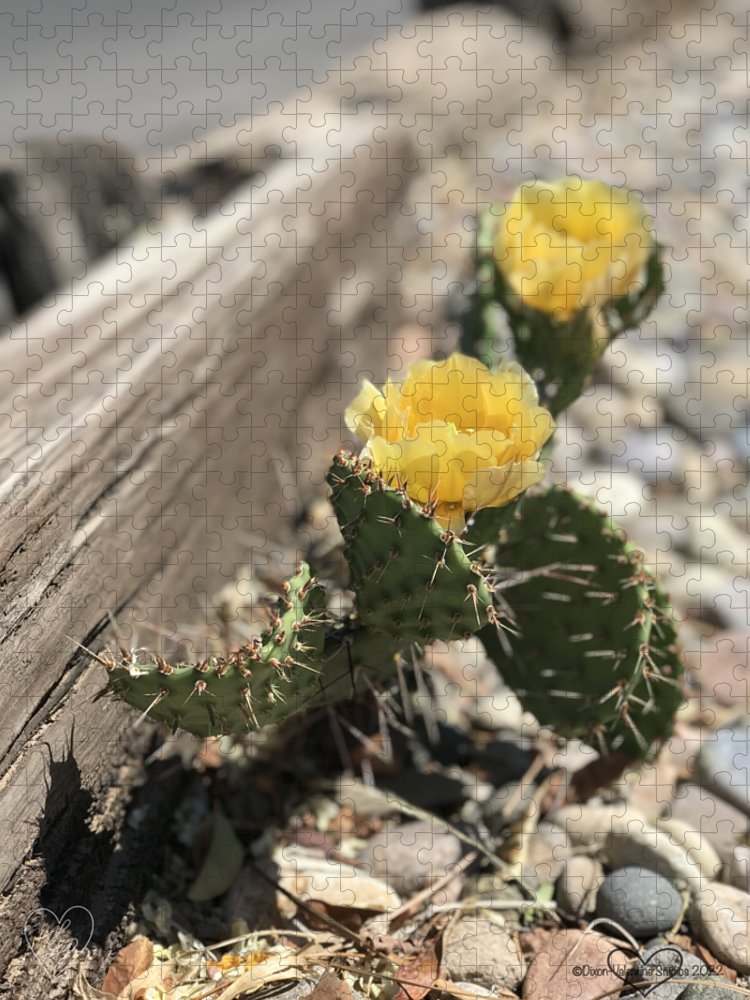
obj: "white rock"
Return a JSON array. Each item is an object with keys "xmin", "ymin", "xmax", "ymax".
[
  {"xmin": 547, "ymin": 803, "xmax": 646, "ymax": 854},
  {"xmin": 655, "ymin": 817, "xmax": 723, "ymax": 879},
  {"xmin": 605, "ymin": 817, "xmax": 710, "ymax": 891},
  {"xmin": 275, "ymin": 849, "xmax": 401, "ymax": 916},
  {"xmin": 689, "ymin": 882, "xmax": 750, "ymax": 974},
  {"xmin": 442, "ymin": 917, "xmax": 525, "ymax": 990}
]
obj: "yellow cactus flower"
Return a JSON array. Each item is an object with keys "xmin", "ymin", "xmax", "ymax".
[
  {"xmin": 345, "ymin": 353, "xmax": 554, "ymax": 529},
  {"xmin": 492, "ymin": 177, "xmax": 653, "ymax": 319}
]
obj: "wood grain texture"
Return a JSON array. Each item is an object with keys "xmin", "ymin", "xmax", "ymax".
[{"xmin": 0, "ymin": 107, "xmax": 430, "ymax": 986}]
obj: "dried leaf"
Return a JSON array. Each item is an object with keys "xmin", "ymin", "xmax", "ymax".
[
  {"xmin": 102, "ymin": 937, "xmax": 154, "ymax": 998},
  {"xmin": 392, "ymin": 939, "xmax": 439, "ymax": 1000},
  {"xmin": 188, "ymin": 805, "xmax": 245, "ymax": 902},
  {"xmin": 75, "ymin": 967, "xmax": 111, "ymax": 1000},
  {"xmin": 301, "ymin": 971, "xmax": 354, "ymax": 1000},
  {"xmin": 110, "ymin": 959, "xmax": 177, "ymax": 1000},
  {"xmin": 214, "ymin": 951, "xmax": 304, "ymax": 1000}
]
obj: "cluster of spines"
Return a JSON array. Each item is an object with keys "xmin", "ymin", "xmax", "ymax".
[
  {"xmin": 105, "ymin": 563, "xmax": 330, "ymax": 737},
  {"xmin": 327, "ymin": 451, "xmax": 496, "ymax": 644},
  {"xmin": 103, "ymin": 473, "xmax": 682, "ymax": 758},
  {"xmin": 474, "ymin": 485, "xmax": 684, "ymax": 759}
]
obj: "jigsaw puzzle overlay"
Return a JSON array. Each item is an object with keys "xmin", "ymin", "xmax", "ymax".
[{"xmin": 0, "ymin": 0, "xmax": 749, "ymax": 997}]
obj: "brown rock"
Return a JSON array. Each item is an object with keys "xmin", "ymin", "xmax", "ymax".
[{"xmin": 522, "ymin": 929, "xmax": 626, "ymax": 1000}]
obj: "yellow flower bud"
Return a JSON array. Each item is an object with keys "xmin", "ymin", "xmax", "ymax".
[
  {"xmin": 492, "ymin": 177, "xmax": 653, "ymax": 319},
  {"xmin": 344, "ymin": 353, "xmax": 554, "ymax": 529}
]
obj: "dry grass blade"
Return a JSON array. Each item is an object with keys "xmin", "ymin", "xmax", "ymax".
[{"xmin": 213, "ymin": 952, "xmax": 308, "ymax": 1000}]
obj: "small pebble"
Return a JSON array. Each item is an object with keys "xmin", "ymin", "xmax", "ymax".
[
  {"xmin": 680, "ymin": 981, "xmax": 740, "ymax": 999},
  {"xmin": 698, "ymin": 721, "xmax": 750, "ymax": 817},
  {"xmin": 606, "ymin": 820, "xmax": 708, "ymax": 886},
  {"xmin": 595, "ymin": 866, "xmax": 683, "ymax": 939},
  {"xmin": 554, "ymin": 856, "xmax": 604, "ymax": 917},
  {"xmin": 720, "ymin": 842, "xmax": 750, "ymax": 893},
  {"xmin": 654, "ymin": 817, "xmax": 722, "ymax": 879},
  {"xmin": 684, "ymin": 631, "xmax": 750, "ymax": 709},
  {"xmin": 631, "ymin": 943, "xmax": 708, "ymax": 1000},
  {"xmin": 547, "ymin": 803, "xmax": 646, "ymax": 854},
  {"xmin": 620, "ymin": 751, "xmax": 680, "ymax": 819},
  {"xmin": 358, "ymin": 820, "xmax": 462, "ymax": 896},
  {"xmin": 689, "ymin": 882, "xmax": 750, "ymax": 974},
  {"xmin": 442, "ymin": 916, "xmax": 525, "ymax": 990},
  {"xmin": 517, "ymin": 830, "xmax": 567, "ymax": 888},
  {"xmin": 667, "ymin": 783, "xmax": 750, "ymax": 863}
]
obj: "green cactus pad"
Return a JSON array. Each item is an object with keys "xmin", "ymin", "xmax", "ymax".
[
  {"xmin": 106, "ymin": 563, "xmax": 334, "ymax": 737},
  {"xmin": 327, "ymin": 452, "xmax": 495, "ymax": 644},
  {"xmin": 475, "ymin": 485, "xmax": 684, "ymax": 758}
]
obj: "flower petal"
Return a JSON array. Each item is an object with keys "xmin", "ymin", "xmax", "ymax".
[
  {"xmin": 344, "ymin": 381, "xmax": 388, "ymax": 442},
  {"xmin": 493, "ymin": 177, "xmax": 653, "ymax": 318},
  {"xmin": 354, "ymin": 352, "xmax": 554, "ymax": 525}
]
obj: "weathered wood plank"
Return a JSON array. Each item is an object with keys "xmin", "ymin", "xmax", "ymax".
[{"xmin": 0, "ymin": 110, "xmax": 422, "ymax": 986}]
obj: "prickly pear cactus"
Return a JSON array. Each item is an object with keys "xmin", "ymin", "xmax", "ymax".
[
  {"xmin": 97, "ymin": 179, "xmax": 683, "ymax": 767},
  {"xmin": 327, "ymin": 452, "xmax": 495, "ymax": 644},
  {"xmin": 474, "ymin": 486, "xmax": 684, "ymax": 758},
  {"xmin": 106, "ymin": 563, "xmax": 331, "ymax": 737}
]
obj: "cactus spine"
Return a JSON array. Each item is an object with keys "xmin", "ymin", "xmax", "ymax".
[
  {"xmin": 473, "ymin": 486, "xmax": 684, "ymax": 757},
  {"xmin": 327, "ymin": 452, "xmax": 495, "ymax": 644},
  {"xmin": 106, "ymin": 563, "xmax": 332, "ymax": 737}
]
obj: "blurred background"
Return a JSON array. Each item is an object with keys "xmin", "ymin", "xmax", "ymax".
[{"xmin": 0, "ymin": 0, "xmax": 620, "ymax": 321}]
